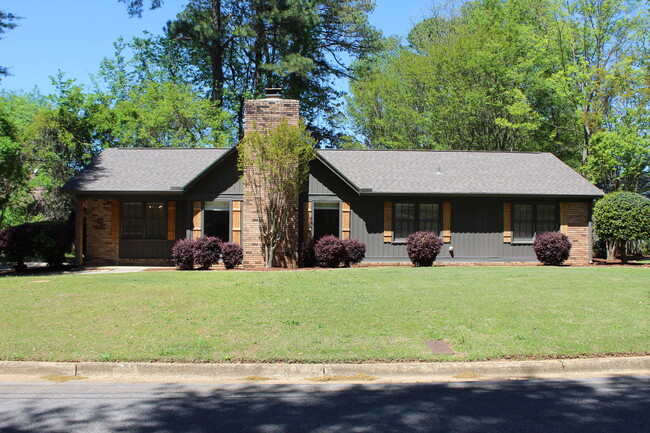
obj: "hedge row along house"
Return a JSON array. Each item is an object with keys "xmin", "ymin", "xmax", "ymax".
[{"xmin": 62, "ymin": 92, "xmax": 604, "ymax": 268}]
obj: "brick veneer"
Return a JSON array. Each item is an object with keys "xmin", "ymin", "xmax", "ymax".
[
  {"xmin": 563, "ymin": 202, "xmax": 592, "ymax": 265},
  {"xmin": 84, "ymin": 199, "xmax": 119, "ymax": 265},
  {"xmin": 242, "ymin": 97, "xmax": 300, "ymax": 268}
]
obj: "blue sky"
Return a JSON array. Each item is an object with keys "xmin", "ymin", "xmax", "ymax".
[{"xmin": 1, "ymin": 0, "xmax": 433, "ymax": 94}]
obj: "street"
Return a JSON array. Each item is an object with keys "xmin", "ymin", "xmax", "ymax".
[{"xmin": 1, "ymin": 376, "xmax": 648, "ymax": 432}]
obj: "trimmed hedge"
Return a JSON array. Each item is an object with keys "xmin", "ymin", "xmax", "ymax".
[
  {"xmin": 406, "ymin": 231, "xmax": 442, "ymax": 266},
  {"xmin": 0, "ymin": 221, "xmax": 73, "ymax": 271},
  {"xmin": 171, "ymin": 238, "xmax": 196, "ymax": 270},
  {"xmin": 222, "ymin": 242, "xmax": 243, "ymax": 269},
  {"xmin": 342, "ymin": 238, "xmax": 366, "ymax": 267},
  {"xmin": 533, "ymin": 231, "xmax": 572, "ymax": 266},
  {"xmin": 194, "ymin": 236, "xmax": 222, "ymax": 270}
]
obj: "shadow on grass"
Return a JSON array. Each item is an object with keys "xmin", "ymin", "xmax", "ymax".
[{"xmin": 2, "ymin": 376, "xmax": 649, "ymax": 432}]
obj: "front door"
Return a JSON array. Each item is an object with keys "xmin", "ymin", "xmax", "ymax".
[{"xmin": 313, "ymin": 202, "xmax": 340, "ymax": 240}]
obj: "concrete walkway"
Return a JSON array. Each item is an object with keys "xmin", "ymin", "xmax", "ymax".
[{"xmin": 0, "ymin": 262, "xmax": 171, "ymax": 274}]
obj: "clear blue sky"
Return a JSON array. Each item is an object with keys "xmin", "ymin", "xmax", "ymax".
[{"xmin": 1, "ymin": 0, "xmax": 433, "ymax": 94}]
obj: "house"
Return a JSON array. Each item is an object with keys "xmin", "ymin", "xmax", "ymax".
[{"xmin": 62, "ymin": 93, "xmax": 604, "ymax": 267}]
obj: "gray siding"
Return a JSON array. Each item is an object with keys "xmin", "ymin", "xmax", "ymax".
[
  {"xmin": 186, "ymin": 151, "xmax": 243, "ymax": 199},
  {"xmin": 119, "ymin": 240, "xmax": 175, "ymax": 259}
]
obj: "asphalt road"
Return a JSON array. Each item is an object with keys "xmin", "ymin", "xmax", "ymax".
[{"xmin": 1, "ymin": 376, "xmax": 648, "ymax": 432}]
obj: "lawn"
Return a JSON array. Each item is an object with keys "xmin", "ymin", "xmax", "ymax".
[{"xmin": 0, "ymin": 267, "xmax": 647, "ymax": 362}]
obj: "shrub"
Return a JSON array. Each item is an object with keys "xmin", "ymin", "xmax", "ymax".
[
  {"xmin": 314, "ymin": 235, "xmax": 345, "ymax": 268},
  {"xmin": 171, "ymin": 238, "xmax": 196, "ymax": 270},
  {"xmin": 33, "ymin": 221, "xmax": 74, "ymax": 268},
  {"xmin": 533, "ymin": 231, "xmax": 572, "ymax": 265},
  {"xmin": 342, "ymin": 238, "xmax": 366, "ymax": 267},
  {"xmin": 0, "ymin": 223, "xmax": 37, "ymax": 272},
  {"xmin": 406, "ymin": 231, "xmax": 442, "ymax": 266},
  {"xmin": 299, "ymin": 239, "xmax": 316, "ymax": 267},
  {"xmin": 221, "ymin": 242, "xmax": 243, "ymax": 269},
  {"xmin": 194, "ymin": 236, "xmax": 222, "ymax": 270}
]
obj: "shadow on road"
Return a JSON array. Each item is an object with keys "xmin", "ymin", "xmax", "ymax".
[{"xmin": 2, "ymin": 376, "xmax": 648, "ymax": 432}]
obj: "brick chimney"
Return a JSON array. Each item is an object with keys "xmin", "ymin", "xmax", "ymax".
[{"xmin": 241, "ymin": 89, "xmax": 300, "ymax": 268}]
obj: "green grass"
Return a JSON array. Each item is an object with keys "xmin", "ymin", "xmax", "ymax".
[{"xmin": 0, "ymin": 267, "xmax": 648, "ymax": 362}]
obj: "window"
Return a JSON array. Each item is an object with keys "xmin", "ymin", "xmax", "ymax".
[
  {"xmin": 204, "ymin": 201, "xmax": 230, "ymax": 241},
  {"xmin": 512, "ymin": 203, "xmax": 557, "ymax": 242},
  {"xmin": 313, "ymin": 202, "xmax": 340, "ymax": 240},
  {"xmin": 394, "ymin": 202, "xmax": 439, "ymax": 242},
  {"xmin": 121, "ymin": 202, "xmax": 166, "ymax": 239}
]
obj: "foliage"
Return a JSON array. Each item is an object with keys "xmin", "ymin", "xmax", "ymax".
[
  {"xmin": 0, "ymin": 221, "xmax": 73, "ymax": 270},
  {"xmin": 299, "ymin": 239, "xmax": 316, "ymax": 268},
  {"xmin": 532, "ymin": 231, "xmax": 572, "ymax": 266},
  {"xmin": 238, "ymin": 120, "xmax": 316, "ymax": 267},
  {"xmin": 0, "ymin": 106, "xmax": 26, "ymax": 229},
  {"xmin": 314, "ymin": 235, "xmax": 345, "ymax": 268},
  {"xmin": 193, "ymin": 236, "xmax": 222, "ymax": 270},
  {"xmin": 342, "ymin": 238, "xmax": 366, "ymax": 267},
  {"xmin": 406, "ymin": 231, "xmax": 443, "ymax": 267},
  {"xmin": 0, "ymin": 223, "xmax": 37, "ymax": 272},
  {"xmin": 593, "ymin": 192, "xmax": 650, "ymax": 263},
  {"xmin": 0, "ymin": 10, "xmax": 21, "ymax": 80},
  {"xmin": 171, "ymin": 238, "xmax": 196, "ymax": 270},
  {"xmin": 221, "ymin": 242, "xmax": 243, "ymax": 269},
  {"xmin": 583, "ymin": 130, "xmax": 650, "ymax": 193}
]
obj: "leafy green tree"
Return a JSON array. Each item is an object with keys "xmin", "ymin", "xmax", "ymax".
[
  {"xmin": 593, "ymin": 191, "xmax": 650, "ymax": 262},
  {"xmin": 238, "ymin": 120, "xmax": 316, "ymax": 267},
  {"xmin": 584, "ymin": 130, "xmax": 650, "ymax": 193},
  {"xmin": 0, "ymin": 107, "xmax": 26, "ymax": 228},
  {"xmin": 0, "ymin": 10, "xmax": 20, "ymax": 80}
]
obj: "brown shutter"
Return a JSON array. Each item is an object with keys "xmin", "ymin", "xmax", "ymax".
[
  {"xmin": 442, "ymin": 202, "xmax": 451, "ymax": 243},
  {"xmin": 231, "ymin": 200, "xmax": 242, "ymax": 244},
  {"xmin": 383, "ymin": 201, "xmax": 393, "ymax": 243},
  {"xmin": 303, "ymin": 201, "xmax": 312, "ymax": 241},
  {"xmin": 111, "ymin": 200, "xmax": 120, "ymax": 240},
  {"xmin": 167, "ymin": 201, "xmax": 176, "ymax": 240},
  {"xmin": 560, "ymin": 202, "xmax": 568, "ymax": 234},
  {"xmin": 341, "ymin": 202, "xmax": 351, "ymax": 240},
  {"xmin": 503, "ymin": 202, "xmax": 512, "ymax": 243},
  {"xmin": 192, "ymin": 201, "xmax": 202, "ymax": 239}
]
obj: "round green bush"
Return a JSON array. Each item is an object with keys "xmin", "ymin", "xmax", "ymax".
[{"xmin": 593, "ymin": 192, "xmax": 650, "ymax": 242}]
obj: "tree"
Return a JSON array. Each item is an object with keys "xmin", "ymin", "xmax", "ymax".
[
  {"xmin": 593, "ymin": 191, "xmax": 650, "ymax": 263},
  {"xmin": 583, "ymin": 130, "xmax": 650, "ymax": 193},
  {"xmin": 237, "ymin": 120, "xmax": 315, "ymax": 267},
  {"xmin": 0, "ymin": 10, "xmax": 20, "ymax": 80},
  {"xmin": 0, "ymin": 106, "xmax": 26, "ymax": 228}
]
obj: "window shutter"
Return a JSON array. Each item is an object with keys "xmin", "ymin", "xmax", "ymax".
[
  {"xmin": 442, "ymin": 202, "xmax": 451, "ymax": 243},
  {"xmin": 560, "ymin": 202, "xmax": 568, "ymax": 234},
  {"xmin": 341, "ymin": 202, "xmax": 351, "ymax": 240},
  {"xmin": 503, "ymin": 202, "xmax": 512, "ymax": 243},
  {"xmin": 111, "ymin": 200, "xmax": 120, "ymax": 240},
  {"xmin": 167, "ymin": 201, "xmax": 176, "ymax": 240},
  {"xmin": 383, "ymin": 201, "xmax": 392, "ymax": 243},
  {"xmin": 192, "ymin": 201, "xmax": 202, "ymax": 239},
  {"xmin": 303, "ymin": 201, "xmax": 312, "ymax": 241},
  {"xmin": 231, "ymin": 200, "xmax": 242, "ymax": 244}
]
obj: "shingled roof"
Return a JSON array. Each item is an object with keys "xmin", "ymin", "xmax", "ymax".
[
  {"xmin": 62, "ymin": 148, "xmax": 232, "ymax": 193},
  {"xmin": 317, "ymin": 150, "xmax": 604, "ymax": 197}
]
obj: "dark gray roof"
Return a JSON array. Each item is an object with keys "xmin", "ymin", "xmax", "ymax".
[
  {"xmin": 317, "ymin": 150, "xmax": 603, "ymax": 197},
  {"xmin": 63, "ymin": 148, "xmax": 232, "ymax": 193}
]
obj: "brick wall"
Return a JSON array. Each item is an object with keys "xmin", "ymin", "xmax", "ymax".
[
  {"xmin": 242, "ymin": 97, "xmax": 300, "ymax": 269},
  {"xmin": 84, "ymin": 199, "xmax": 119, "ymax": 265},
  {"xmin": 562, "ymin": 202, "xmax": 592, "ymax": 265}
]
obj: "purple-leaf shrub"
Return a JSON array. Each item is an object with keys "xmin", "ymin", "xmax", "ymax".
[
  {"xmin": 194, "ymin": 236, "xmax": 222, "ymax": 270},
  {"xmin": 299, "ymin": 239, "xmax": 316, "ymax": 267},
  {"xmin": 0, "ymin": 223, "xmax": 37, "ymax": 272},
  {"xmin": 406, "ymin": 231, "xmax": 443, "ymax": 267},
  {"xmin": 342, "ymin": 238, "xmax": 366, "ymax": 267},
  {"xmin": 221, "ymin": 242, "xmax": 243, "ymax": 269},
  {"xmin": 33, "ymin": 221, "xmax": 74, "ymax": 268},
  {"xmin": 533, "ymin": 231, "xmax": 572, "ymax": 266},
  {"xmin": 314, "ymin": 235, "xmax": 345, "ymax": 268},
  {"xmin": 171, "ymin": 238, "xmax": 196, "ymax": 270}
]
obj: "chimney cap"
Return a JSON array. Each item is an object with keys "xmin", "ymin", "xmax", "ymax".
[{"xmin": 265, "ymin": 88, "xmax": 282, "ymax": 99}]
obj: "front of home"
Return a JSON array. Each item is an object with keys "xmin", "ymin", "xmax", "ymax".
[{"xmin": 62, "ymin": 93, "xmax": 604, "ymax": 268}]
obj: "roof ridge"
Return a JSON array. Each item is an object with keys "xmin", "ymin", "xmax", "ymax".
[{"xmin": 317, "ymin": 149, "xmax": 547, "ymax": 154}]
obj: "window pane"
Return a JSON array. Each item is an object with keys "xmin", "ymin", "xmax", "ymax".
[
  {"xmin": 121, "ymin": 202, "xmax": 143, "ymax": 238},
  {"xmin": 535, "ymin": 204, "xmax": 557, "ymax": 235},
  {"xmin": 205, "ymin": 201, "xmax": 230, "ymax": 211},
  {"xmin": 394, "ymin": 203, "xmax": 416, "ymax": 241},
  {"xmin": 144, "ymin": 202, "xmax": 166, "ymax": 239},
  {"xmin": 419, "ymin": 203, "xmax": 439, "ymax": 233},
  {"xmin": 314, "ymin": 202, "xmax": 340, "ymax": 210},
  {"xmin": 513, "ymin": 204, "xmax": 534, "ymax": 242}
]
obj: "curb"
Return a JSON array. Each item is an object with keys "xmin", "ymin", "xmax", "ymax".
[{"xmin": 1, "ymin": 357, "xmax": 649, "ymax": 381}]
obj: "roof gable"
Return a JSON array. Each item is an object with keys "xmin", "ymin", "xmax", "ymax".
[{"xmin": 317, "ymin": 150, "xmax": 603, "ymax": 197}]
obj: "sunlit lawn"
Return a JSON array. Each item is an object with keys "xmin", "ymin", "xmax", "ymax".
[{"xmin": 0, "ymin": 267, "xmax": 647, "ymax": 362}]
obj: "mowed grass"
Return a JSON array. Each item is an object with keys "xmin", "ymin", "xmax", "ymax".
[{"xmin": 0, "ymin": 267, "xmax": 648, "ymax": 362}]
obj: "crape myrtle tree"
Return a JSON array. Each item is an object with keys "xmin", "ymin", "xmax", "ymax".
[
  {"xmin": 237, "ymin": 120, "xmax": 316, "ymax": 267},
  {"xmin": 593, "ymin": 191, "xmax": 650, "ymax": 263}
]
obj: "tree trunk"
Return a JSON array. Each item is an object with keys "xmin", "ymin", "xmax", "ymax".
[
  {"xmin": 606, "ymin": 240, "xmax": 617, "ymax": 261},
  {"xmin": 619, "ymin": 240, "xmax": 628, "ymax": 264},
  {"xmin": 209, "ymin": 0, "xmax": 224, "ymax": 107},
  {"xmin": 264, "ymin": 244, "xmax": 275, "ymax": 268}
]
